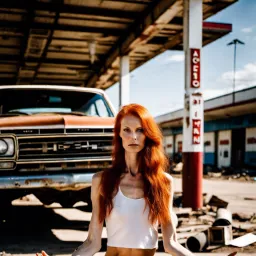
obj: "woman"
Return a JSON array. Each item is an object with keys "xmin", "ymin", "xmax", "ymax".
[{"xmin": 39, "ymin": 104, "xmax": 193, "ymax": 256}]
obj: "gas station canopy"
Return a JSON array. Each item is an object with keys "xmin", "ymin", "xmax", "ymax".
[{"xmin": 0, "ymin": 0, "xmax": 236, "ymax": 88}]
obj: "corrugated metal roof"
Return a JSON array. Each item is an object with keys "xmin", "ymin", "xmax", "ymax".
[{"xmin": 0, "ymin": 0, "xmax": 236, "ymax": 88}]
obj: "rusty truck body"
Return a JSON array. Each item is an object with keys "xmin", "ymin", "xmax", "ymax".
[{"xmin": 0, "ymin": 85, "xmax": 115, "ymax": 207}]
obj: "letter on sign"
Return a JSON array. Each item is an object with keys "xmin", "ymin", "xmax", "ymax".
[
  {"xmin": 192, "ymin": 119, "xmax": 201, "ymax": 144},
  {"xmin": 191, "ymin": 49, "xmax": 200, "ymax": 88}
]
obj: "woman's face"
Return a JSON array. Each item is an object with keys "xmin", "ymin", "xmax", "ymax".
[{"xmin": 119, "ymin": 115, "xmax": 146, "ymax": 153}]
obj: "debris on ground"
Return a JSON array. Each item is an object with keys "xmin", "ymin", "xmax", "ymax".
[
  {"xmin": 213, "ymin": 208, "xmax": 232, "ymax": 226},
  {"xmin": 208, "ymin": 172, "xmax": 222, "ymax": 178},
  {"xmin": 208, "ymin": 195, "xmax": 229, "ymax": 208},
  {"xmin": 233, "ymin": 212, "xmax": 253, "ymax": 222},
  {"xmin": 228, "ymin": 233, "xmax": 256, "ymax": 247},
  {"xmin": 172, "ymin": 162, "xmax": 183, "ymax": 173},
  {"xmin": 198, "ymin": 214, "xmax": 215, "ymax": 225},
  {"xmin": 244, "ymin": 196, "xmax": 256, "ymax": 200},
  {"xmin": 173, "ymin": 192, "xmax": 183, "ymax": 207},
  {"xmin": 227, "ymin": 252, "xmax": 238, "ymax": 256},
  {"xmin": 185, "ymin": 231, "xmax": 208, "ymax": 252},
  {"xmin": 168, "ymin": 193, "xmax": 256, "ymax": 253},
  {"xmin": 250, "ymin": 213, "xmax": 256, "ymax": 223}
]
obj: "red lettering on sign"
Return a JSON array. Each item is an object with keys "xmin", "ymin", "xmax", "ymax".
[
  {"xmin": 193, "ymin": 137, "xmax": 200, "ymax": 144},
  {"xmin": 193, "ymin": 99, "xmax": 201, "ymax": 105},
  {"xmin": 190, "ymin": 49, "xmax": 200, "ymax": 88},
  {"xmin": 192, "ymin": 119, "xmax": 201, "ymax": 144},
  {"xmin": 193, "ymin": 127, "xmax": 200, "ymax": 135}
]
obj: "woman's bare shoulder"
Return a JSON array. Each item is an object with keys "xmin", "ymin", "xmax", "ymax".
[
  {"xmin": 164, "ymin": 172, "xmax": 174, "ymax": 184},
  {"xmin": 92, "ymin": 171, "xmax": 104, "ymax": 185},
  {"xmin": 93, "ymin": 170, "xmax": 104, "ymax": 179}
]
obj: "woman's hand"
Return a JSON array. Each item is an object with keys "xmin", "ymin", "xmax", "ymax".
[{"xmin": 36, "ymin": 251, "xmax": 48, "ymax": 256}]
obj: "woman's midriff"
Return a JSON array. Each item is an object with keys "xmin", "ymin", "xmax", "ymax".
[{"xmin": 105, "ymin": 246, "xmax": 156, "ymax": 256}]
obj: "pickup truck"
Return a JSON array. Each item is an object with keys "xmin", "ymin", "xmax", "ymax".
[{"xmin": 0, "ymin": 85, "xmax": 115, "ymax": 208}]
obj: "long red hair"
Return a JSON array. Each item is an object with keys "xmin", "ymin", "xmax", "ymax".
[{"xmin": 99, "ymin": 104, "xmax": 171, "ymax": 225}]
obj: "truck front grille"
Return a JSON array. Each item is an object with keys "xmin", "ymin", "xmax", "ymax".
[{"xmin": 18, "ymin": 135, "xmax": 113, "ymax": 161}]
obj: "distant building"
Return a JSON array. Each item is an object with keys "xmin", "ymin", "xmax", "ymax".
[{"xmin": 155, "ymin": 86, "xmax": 256, "ymax": 170}]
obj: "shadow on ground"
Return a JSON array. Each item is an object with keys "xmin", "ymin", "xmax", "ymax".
[{"xmin": 0, "ymin": 204, "xmax": 108, "ymax": 254}]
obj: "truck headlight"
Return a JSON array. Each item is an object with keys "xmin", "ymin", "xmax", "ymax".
[
  {"xmin": 0, "ymin": 138, "xmax": 15, "ymax": 156},
  {"xmin": 0, "ymin": 139, "xmax": 8, "ymax": 154}
]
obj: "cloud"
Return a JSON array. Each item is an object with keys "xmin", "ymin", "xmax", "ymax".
[
  {"xmin": 241, "ymin": 27, "xmax": 253, "ymax": 33},
  {"xmin": 165, "ymin": 54, "xmax": 184, "ymax": 63},
  {"xmin": 203, "ymin": 62, "xmax": 256, "ymax": 100},
  {"xmin": 219, "ymin": 62, "xmax": 256, "ymax": 88}
]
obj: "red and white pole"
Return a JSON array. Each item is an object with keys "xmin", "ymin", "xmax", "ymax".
[{"xmin": 182, "ymin": 0, "xmax": 203, "ymax": 210}]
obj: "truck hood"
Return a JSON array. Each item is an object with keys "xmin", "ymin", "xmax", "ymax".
[{"xmin": 0, "ymin": 114, "xmax": 115, "ymax": 128}]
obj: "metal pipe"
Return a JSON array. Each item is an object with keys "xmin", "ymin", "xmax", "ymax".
[
  {"xmin": 185, "ymin": 231, "xmax": 208, "ymax": 252},
  {"xmin": 213, "ymin": 208, "xmax": 232, "ymax": 226}
]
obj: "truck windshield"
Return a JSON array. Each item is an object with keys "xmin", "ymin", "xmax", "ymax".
[{"xmin": 0, "ymin": 88, "xmax": 114, "ymax": 117}]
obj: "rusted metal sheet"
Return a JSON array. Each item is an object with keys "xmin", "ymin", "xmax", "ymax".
[
  {"xmin": 0, "ymin": 173, "xmax": 94, "ymax": 190},
  {"xmin": 0, "ymin": 114, "xmax": 114, "ymax": 128}
]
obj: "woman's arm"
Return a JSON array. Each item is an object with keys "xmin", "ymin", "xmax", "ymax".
[
  {"xmin": 72, "ymin": 172, "xmax": 104, "ymax": 256},
  {"xmin": 161, "ymin": 174, "xmax": 194, "ymax": 256}
]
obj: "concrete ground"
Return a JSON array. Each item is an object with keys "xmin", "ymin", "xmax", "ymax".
[{"xmin": 0, "ymin": 177, "xmax": 255, "ymax": 256}]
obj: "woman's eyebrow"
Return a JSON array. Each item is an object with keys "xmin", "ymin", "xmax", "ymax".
[
  {"xmin": 122, "ymin": 124, "xmax": 142, "ymax": 128},
  {"xmin": 123, "ymin": 126, "xmax": 143, "ymax": 129}
]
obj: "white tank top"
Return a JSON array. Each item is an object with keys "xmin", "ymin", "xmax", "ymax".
[{"xmin": 105, "ymin": 186, "xmax": 159, "ymax": 249}]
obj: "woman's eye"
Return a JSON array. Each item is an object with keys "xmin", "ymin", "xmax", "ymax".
[
  {"xmin": 137, "ymin": 128, "xmax": 144, "ymax": 133},
  {"xmin": 123, "ymin": 128, "xmax": 130, "ymax": 132}
]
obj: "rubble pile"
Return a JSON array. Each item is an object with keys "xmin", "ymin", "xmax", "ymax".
[{"xmin": 160, "ymin": 193, "xmax": 256, "ymax": 253}]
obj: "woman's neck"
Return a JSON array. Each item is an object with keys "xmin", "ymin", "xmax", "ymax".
[{"xmin": 125, "ymin": 152, "xmax": 139, "ymax": 176}]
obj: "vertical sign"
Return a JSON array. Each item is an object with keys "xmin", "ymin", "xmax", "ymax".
[
  {"xmin": 190, "ymin": 48, "xmax": 200, "ymax": 88},
  {"xmin": 190, "ymin": 94, "xmax": 203, "ymax": 145},
  {"xmin": 192, "ymin": 119, "xmax": 201, "ymax": 144}
]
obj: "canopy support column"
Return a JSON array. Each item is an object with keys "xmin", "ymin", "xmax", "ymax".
[
  {"xmin": 182, "ymin": 0, "xmax": 204, "ymax": 210},
  {"xmin": 119, "ymin": 55, "xmax": 130, "ymax": 108}
]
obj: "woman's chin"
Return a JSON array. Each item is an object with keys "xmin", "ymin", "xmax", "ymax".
[{"xmin": 125, "ymin": 147, "xmax": 143, "ymax": 153}]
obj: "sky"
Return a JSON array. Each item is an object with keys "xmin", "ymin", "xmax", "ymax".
[{"xmin": 105, "ymin": 0, "xmax": 256, "ymax": 117}]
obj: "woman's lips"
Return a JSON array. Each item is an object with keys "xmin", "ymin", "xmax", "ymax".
[{"xmin": 128, "ymin": 144, "xmax": 139, "ymax": 146}]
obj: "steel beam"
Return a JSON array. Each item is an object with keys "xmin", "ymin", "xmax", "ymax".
[
  {"xmin": 0, "ymin": 54, "xmax": 95, "ymax": 67},
  {"xmin": 0, "ymin": 21, "xmax": 124, "ymax": 36},
  {"xmin": 86, "ymin": 0, "xmax": 177, "ymax": 88},
  {"xmin": 103, "ymin": 0, "xmax": 150, "ymax": 4},
  {"xmin": 16, "ymin": 1, "xmax": 35, "ymax": 84},
  {"xmin": 0, "ymin": 1, "xmax": 137, "ymax": 20},
  {"xmin": 31, "ymin": 6, "xmax": 61, "ymax": 84}
]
